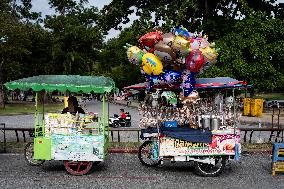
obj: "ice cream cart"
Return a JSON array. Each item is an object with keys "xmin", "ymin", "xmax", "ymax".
[{"xmin": 4, "ymin": 75, "xmax": 115, "ymax": 175}]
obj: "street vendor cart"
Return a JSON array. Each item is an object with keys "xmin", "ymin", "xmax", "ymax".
[
  {"xmin": 4, "ymin": 75, "xmax": 115, "ymax": 175},
  {"xmin": 125, "ymin": 77, "xmax": 247, "ymax": 177}
]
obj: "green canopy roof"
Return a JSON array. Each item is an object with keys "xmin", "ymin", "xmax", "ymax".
[{"xmin": 4, "ymin": 75, "xmax": 115, "ymax": 93}]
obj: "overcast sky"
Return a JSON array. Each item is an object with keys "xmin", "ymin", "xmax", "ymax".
[{"xmin": 31, "ymin": 0, "xmax": 284, "ymax": 40}]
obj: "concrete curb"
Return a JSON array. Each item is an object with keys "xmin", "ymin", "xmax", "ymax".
[
  {"xmin": 108, "ymin": 148, "xmax": 139, "ymax": 154},
  {"xmin": 242, "ymin": 148, "xmax": 272, "ymax": 154},
  {"xmin": 1, "ymin": 148, "xmax": 272, "ymax": 155}
]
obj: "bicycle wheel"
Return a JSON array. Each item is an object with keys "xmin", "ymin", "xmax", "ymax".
[
  {"xmin": 24, "ymin": 142, "xmax": 45, "ymax": 166},
  {"xmin": 194, "ymin": 156, "xmax": 226, "ymax": 177},
  {"xmin": 64, "ymin": 161, "xmax": 93, "ymax": 176},
  {"xmin": 138, "ymin": 140, "xmax": 161, "ymax": 167}
]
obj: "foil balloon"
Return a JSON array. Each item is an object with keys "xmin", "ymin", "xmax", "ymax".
[
  {"xmin": 162, "ymin": 32, "xmax": 176, "ymax": 47},
  {"xmin": 190, "ymin": 39, "xmax": 199, "ymax": 50},
  {"xmin": 154, "ymin": 41, "xmax": 176, "ymax": 63},
  {"xmin": 199, "ymin": 46, "xmax": 218, "ymax": 61},
  {"xmin": 200, "ymin": 38, "xmax": 210, "ymax": 49},
  {"xmin": 172, "ymin": 36, "xmax": 190, "ymax": 58},
  {"xmin": 138, "ymin": 31, "xmax": 163, "ymax": 53},
  {"xmin": 159, "ymin": 70, "xmax": 181, "ymax": 84},
  {"xmin": 141, "ymin": 53, "xmax": 164, "ymax": 75},
  {"xmin": 124, "ymin": 44, "xmax": 145, "ymax": 65},
  {"xmin": 173, "ymin": 27, "xmax": 191, "ymax": 39},
  {"xmin": 181, "ymin": 70, "xmax": 196, "ymax": 97},
  {"xmin": 185, "ymin": 50, "xmax": 204, "ymax": 73},
  {"xmin": 145, "ymin": 70, "xmax": 182, "ymax": 85}
]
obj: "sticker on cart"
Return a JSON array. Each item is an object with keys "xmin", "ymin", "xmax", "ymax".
[
  {"xmin": 159, "ymin": 134, "xmax": 241, "ymax": 156},
  {"xmin": 51, "ymin": 134, "xmax": 105, "ymax": 161}
]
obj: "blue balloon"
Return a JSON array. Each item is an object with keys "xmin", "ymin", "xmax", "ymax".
[
  {"xmin": 144, "ymin": 70, "xmax": 182, "ymax": 85},
  {"xmin": 173, "ymin": 27, "xmax": 191, "ymax": 39},
  {"xmin": 181, "ymin": 71, "xmax": 196, "ymax": 97}
]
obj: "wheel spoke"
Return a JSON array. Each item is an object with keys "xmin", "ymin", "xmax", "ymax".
[{"xmin": 77, "ymin": 162, "xmax": 82, "ymax": 172}]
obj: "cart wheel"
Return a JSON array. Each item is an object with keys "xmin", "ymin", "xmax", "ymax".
[
  {"xmin": 113, "ymin": 121, "xmax": 119, "ymax": 128},
  {"xmin": 194, "ymin": 156, "xmax": 226, "ymax": 177},
  {"xmin": 138, "ymin": 140, "xmax": 161, "ymax": 167},
  {"xmin": 24, "ymin": 142, "xmax": 45, "ymax": 166},
  {"xmin": 64, "ymin": 161, "xmax": 93, "ymax": 176}
]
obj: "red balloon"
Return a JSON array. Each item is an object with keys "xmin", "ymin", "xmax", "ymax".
[
  {"xmin": 138, "ymin": 31, "xmax": 163, "ymax": 53},
  {"xmin": 185, "ymin": 50, "xmax": 204, "ymax": 73}
]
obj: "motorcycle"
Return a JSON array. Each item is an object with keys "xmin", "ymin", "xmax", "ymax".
[{"xmin": 109, "ymin": 112, "xmax": 131, "ymax": 127}]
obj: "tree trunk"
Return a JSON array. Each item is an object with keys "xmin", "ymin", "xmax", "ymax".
[{"xmin": 0, "ymin": 58, "xmax": 5, "ymax": 109}]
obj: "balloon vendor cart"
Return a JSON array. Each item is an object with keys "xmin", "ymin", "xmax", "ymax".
[
  {"xmin": 125, "ymin": 77, "xmax": 247, "ymax": 177},
  {"xmin": 4, "ymin": 75, "xmax": 115, "ymax": 175},
  {"xmin": 123, "ymin": 27, "xmax": 248, "ymax": 177}
]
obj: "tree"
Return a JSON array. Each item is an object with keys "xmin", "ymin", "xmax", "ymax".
[
  {"xmin": 97, "ymin": 24, "xmax": 145, "ymax": 89},
  {"xmin": 44, "ymin": 0, "xmax": 103, "ymax": 75},
  {"xmin": 0, "ymin": 0, "xmax": 35, "ymax": 108},
  {"xmin": 99, "ymin": 0, "xmax": 277, "ymax": 38},
  {"xmin": 202, "ymin": 10, "xmax": 284, "ymax": 90},
  {"xmin": 98, "ymin": 0, "xmax": 283, "ymax": 90}
]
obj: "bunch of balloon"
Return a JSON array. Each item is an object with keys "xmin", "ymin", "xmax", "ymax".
[{"xmin": 124, "ymin": 26, "xmax": 219, "ymax": 103}]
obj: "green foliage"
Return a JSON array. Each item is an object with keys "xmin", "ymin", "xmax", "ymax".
[
  {"xmin": 203, "ymin": 11, "xmax": 284, "ymax": 90},
  {"xmin": 99, "ymin": 0, "xmax": 284, "ymax": 91},
  {"xmin": 44, "ymin": 1, "xmax": 103, "ymax": 75},
  {"xmin": 1, "ymin": 0, "xmax": 284, "ymax": 96}
]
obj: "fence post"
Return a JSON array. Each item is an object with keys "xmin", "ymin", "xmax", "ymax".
[{"xmin": 0, "ymin": 123, "xmax": 6, "ymax": 152}]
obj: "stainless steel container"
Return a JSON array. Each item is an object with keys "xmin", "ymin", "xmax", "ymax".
[
  {"xmin": 202, "ymin": 117, "xmax": 210, "ymax": 130},
  {"xmin": 211, "ymin": 118, "xmax": 219, "ymax": 130}
]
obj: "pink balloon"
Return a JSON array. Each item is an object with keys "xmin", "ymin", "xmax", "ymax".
[{"xmin": 185, "ymin": 50, "xmax": 204, "ymax": 73}]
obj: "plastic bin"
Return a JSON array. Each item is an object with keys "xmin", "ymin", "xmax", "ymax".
[
  {"xmin": 243, "ymin": 98, "xmax": 251, "ymax": 116},
  {"xmin": 250, "ymin": 99, "xmax": 264, "ymax": 117}
]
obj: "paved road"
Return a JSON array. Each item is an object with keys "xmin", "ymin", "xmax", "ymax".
[{"xmin": 0, "ymin": 153, "xmax": 283, "ymax": 189}]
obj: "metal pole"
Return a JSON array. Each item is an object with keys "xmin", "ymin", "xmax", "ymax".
[
  {"xmin": 34, "ymin": 92, "xmax": 38, "ymax": 137},
  {"xmin": 42, "ymin": 91, "xmax": 45, "ymax": 137},
  {"xmin": 233, "ymin": 89, "xmax": 236, "ymax": 135},
  {"xmin": 3, "ymin": 123, "xmax": 6, "ymax": 153},
  {"xmin": 102, "ymin": 94, "xmax": 105, "ymax": 135}
]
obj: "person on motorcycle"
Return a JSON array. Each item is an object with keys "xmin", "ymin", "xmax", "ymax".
[{"xmin": 120, "ymin": 108, "xmax": 127, "ymax": 119}]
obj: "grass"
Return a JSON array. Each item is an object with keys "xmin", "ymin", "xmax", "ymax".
[
  {"xmin": 238, "ymin": 92, "xmax": 284, "ymax": 100},
  {"xmin": 1, "ymin": 141, "xmax": 274, "ymax": 154},
  {"xmin": 0, "ymin": 141, "xmax": 142, "ymax": 153},
  {"xmin": 108, "ymin": 142, "xmax": 142, "ymax": 149},
  {"xmin": 253, "ymin": 93, "xmax": 284, "ymax": 100},
  {"xmin": 0, "ymin": 103, "xmax": 64, "ymax": 115},
  {"xmin": 242, "ymin": 142, "xmax": 273, "ymax": 150},
  {"xmin": 0, "ymin": 141, "xmax": 28, "ymax": 153}
]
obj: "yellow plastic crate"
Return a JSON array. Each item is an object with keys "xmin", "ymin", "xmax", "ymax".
[{"xmin": 272, "ymin": 162, "xmax": 284, "ymax": 176}]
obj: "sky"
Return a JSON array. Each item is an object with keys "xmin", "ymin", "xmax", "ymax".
[
  {"xmin": 31, "ymin": 0, "xmax": 130, "ymax": 40},
  {"xmin": 31, "ymin": 0, "xmax": 284, "ymax": 40}
]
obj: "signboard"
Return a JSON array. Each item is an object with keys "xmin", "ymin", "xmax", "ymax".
[
  {"xmin": 51, "ymin": 134, "xmax": 105, "ymax": 161},
  {"xmin": 159, "ymin": 134, "xmax": 241, "ymax": 156}
]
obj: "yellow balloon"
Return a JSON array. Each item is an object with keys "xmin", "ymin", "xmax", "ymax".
[
  {"xmin": 200, "ymin": 46, "xmax": 218, "ymax": 60},
  {"xmin": 126, "ymin": 46, "xmax": 143, "ymax": 59},
  {"xmin": 172, "ymin": 36, "xmax": 190, "ymax": 57},
  {"xmin": 142, "ymin": 53, "xmax": 163, "ymax": 75}
]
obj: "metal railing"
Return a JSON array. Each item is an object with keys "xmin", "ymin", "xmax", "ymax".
[{"xmin": 1, "ymin": 125, "xmax": 284, "ymax": 151}]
